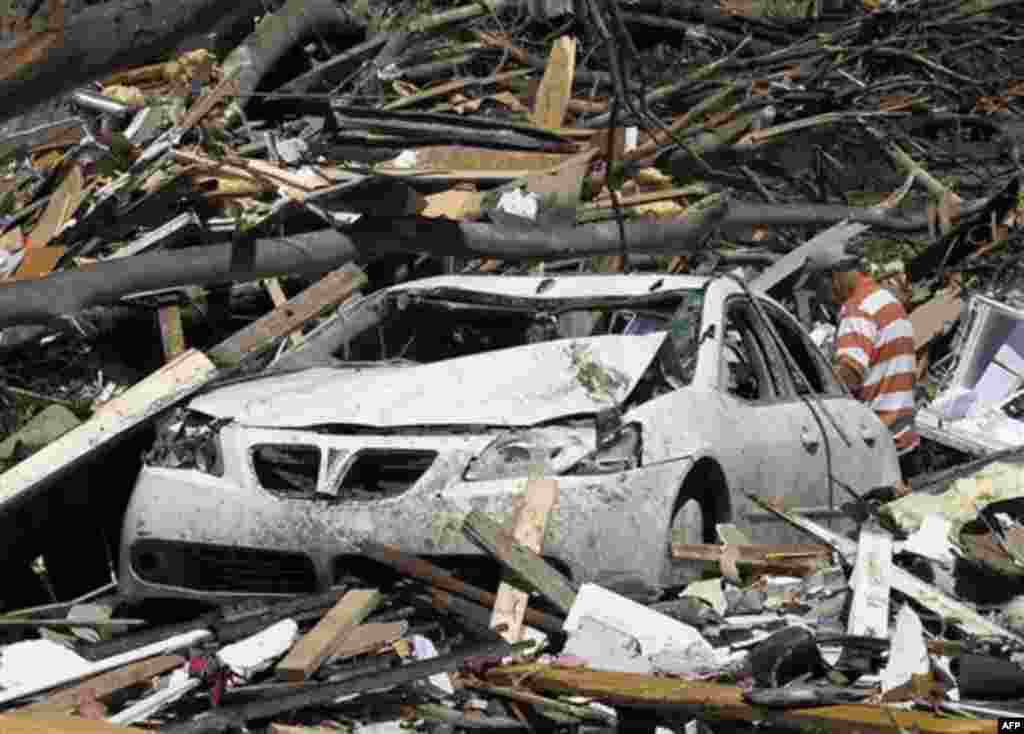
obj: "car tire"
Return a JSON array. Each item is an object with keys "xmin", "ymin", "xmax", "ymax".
[
  {"xmin": 673, "ymin": 498, "xmax": 705, "ymax": 546},
  {"xmin": 664, "ymin": 496, "xmax": 707, "ymax": 587}
]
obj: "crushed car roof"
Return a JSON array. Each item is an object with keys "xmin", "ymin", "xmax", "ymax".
[{"xmin": 389, "ymin": 274, "xmax": 710, "ymax": 299}]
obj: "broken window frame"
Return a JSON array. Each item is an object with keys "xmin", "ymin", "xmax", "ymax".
[
  {"xmin": 720, "ymin": 296, "xmax": 783, "ymax": 404},
  {"xmin": 757, "ymin": 299, "xmax": 846, "ymax": 399}
]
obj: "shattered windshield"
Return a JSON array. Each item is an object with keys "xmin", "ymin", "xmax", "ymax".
[{"xmin": 333, "ymin": 288, "xmax": 705, "ymax": 383}]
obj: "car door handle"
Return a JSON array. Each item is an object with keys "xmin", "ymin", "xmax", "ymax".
[
  {"xmin": 800, "ymin": 427, "xmax": 820, "ymax": 451},
  {"xmin": 860, "ymin": 424, "xmax": 877, "ymax": 445}
]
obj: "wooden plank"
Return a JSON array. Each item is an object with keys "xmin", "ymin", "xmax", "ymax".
[
  {"xmin": 490, "ymin": 479, "xmax": 559, "ymax": 642},
  {"xmin": 384, "ymin": 68, "xmax": 533, "ymax": 111},
  {"xmin": 0, "ymin": 263, "xmax": 366, "ymax": 516},
  {"xmin": 327, "ymin": 620, "xmax": 408, "ymax": 662},
  {"xmin": 462, "ymin": 510, "xmax": 576, "ymax": 615},
  {"xmin": 263, "ymin": 279, "xmax": 303, "ymax": 347},
  {"xmin": 671, "ymin": 542, "xmax": 831, "ymax": 578},
  {"xmin": 0, "ymin": 349, "xmax": 218, "ymax": 509},
  {"xmin": 487, "ymin": 665, "xmax": 998, "ymax": 734},
  {"xmin": 27, "ymin": 163, "xmax": 84, "ymax": 249},
  {"xmin": 0, "ymin": 714, "xmax": 150, "ymax": 734},
  {"xmin": 8, "ymin": 246, "xmax": 66, "ymax": 280},
  {"xmin": 157, "ymin": 303, "xmax": 186, "ymax": 362},
  {"xmin": 209, "ymin": 264, "xmax": 366, "ymax": 368},
  {"xmin": 23, "ymin": 655, "xmax": 185, "ymax": 714},
  {"xmin": 531, "ymin": 36, "xmax": 577, "ymax": 129},
  {"xmin": 275, "ymin": 589, "xmax": 382, "ymax": 681}
]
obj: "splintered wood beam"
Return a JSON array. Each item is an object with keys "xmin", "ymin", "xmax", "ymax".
[
  {"xmin": 209, "ymin": 263, "xmax": 366, "ymax": 368},
  {"xmin": 462, "ymin": 509, "xmax": 576, "ymax": 615},
  {"xmin": 23, "ymin": 655, "xmax": 185, "ymax": 714},
  {"xmin": 158, "ymin": 303, "xmax": 187, "ymax": 362},
  {"xmin": 486, "ymin": 665, "xmax": 999, "ymax": 734},
  {"xmin": 671, "ymin": 542, "xmax": 831, "ymax": 578},
  {"xmin": 0, "ymin": 712, "xmax": 150, "ymax": 733},
  {"xmin": 490, "ymin": 479, "xmax": 559, "ymax": 642},
  {"xmin": 275, "ymin": 589, "xmax": 382, "ymax": 681},
  {"xmin": 532, "ymin": 36, "xmax": 576, "ymax": 129}
]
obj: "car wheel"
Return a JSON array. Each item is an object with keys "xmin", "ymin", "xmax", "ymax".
[
  {"xmin": 664, "ymin": 497, "xmax": 706, "ymax": 587},
  {"xmin": 672, "ymin": 498, "xmax": 705, "ymax": 546}
]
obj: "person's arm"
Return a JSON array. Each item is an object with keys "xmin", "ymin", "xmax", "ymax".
[
  {"xmin": 834, "ymin": 308, "xmax": 875, "ymax": 397},
  {"xmin": 834, "ymin": 359, "xmax": 864, "ymax": 392}
]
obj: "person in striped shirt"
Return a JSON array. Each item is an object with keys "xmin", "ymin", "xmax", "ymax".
[{"xmin": 799, "ymin": 245, "xmax": 921, "ymax": 492}]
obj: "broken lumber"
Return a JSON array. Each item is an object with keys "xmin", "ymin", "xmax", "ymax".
[
  {"xmin": 326, "ymin": 621, "xmax": 408, "ymax": 662},
  {"xmin": 670, "ymin": 543, "xmax": 831, "ymax": 578},
  {"xmin": 22, "ymin": 655, "xmax": 185, "ymax": 714},
  {"xmin": 0, "ymin": 714, "xmax": 150, "ymax": 734},
  {"xmin": 157, "ymin": 303, "xmax": 187, "ymax": 362},
  {"xmin": 359, "ymin": 542, "xmax": 565, "ymax": 636},
  {"xmin": 486, "ymin": 665, "xmax": 997, "ymax": 734},
  {"xmin": 0, "ymin": 265, "xmax": 366, "ymax": 528},
  {"xmin": 275, "ymin": 589, "xmax": 381, "ymax": 681},
  {"xmin": 208, "ymin": 264, "xmax": 366, "ymax": 368},
  {"xmin": 0, "ymin": 629, "xmax": 211, "ymax": 706},
  {"xmin": 462, "ymin": 509, "xmax": 577, "ymax": 615},
  {"xmin": 161, "ymin": 639, "xmax": 518, "ymax": 734},
  {"xmin": 490, "ymin": 478, "xmax": 559, "ymax": 642},
  {"xmin": 746, "ymin": 494, "xmax": 1024, "ymax": 644},
  {"xmin": 532, "ymin": 36, "xmax": 577, "ymax": 129}
]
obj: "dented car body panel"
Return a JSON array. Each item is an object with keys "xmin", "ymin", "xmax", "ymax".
[
  {"xmin": 120, "ymin": 274, "xmax": 899, "ymax": 602},
  {"xmin": 187, "ymin": 334, "xmax": 668, "ymax": 428}
]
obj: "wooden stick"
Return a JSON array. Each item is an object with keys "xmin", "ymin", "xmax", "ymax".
[
  {"xmin": 275, "ymin": 589, "xmax": 381, "ymax": 681},
  {"xmin": 22, "ymin": 655, "xmax": 185, "ymax": 714},
  {"xmin": 487, "ymin": 665, "xmax": 998, "ymax": 734},
  {"xmin": 490, "ymin": 479, "xmax": 559, "ymax": 642},
  {"xmin": 462, "ymin": 510, "xmax": 576, "ymax": 615}
]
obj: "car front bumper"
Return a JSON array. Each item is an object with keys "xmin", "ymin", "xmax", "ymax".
[{"xmin": 119, "ymin": 457, "xmax": 696, "ymax": 603}]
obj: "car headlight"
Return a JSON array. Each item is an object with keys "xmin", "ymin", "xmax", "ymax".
[
  {"xmin": 463, "ymin": 428, "xmax": 592, "ymax": 482},
  {"xmin": 144, "ymin": 408, "xmax": 225, "ymax": 476},
  {"xmin": 568, "ymin": 423, "xmax": 642, "ymax": 475}
]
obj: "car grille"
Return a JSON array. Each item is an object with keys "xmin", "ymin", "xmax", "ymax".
[{"xmin": 131, "ymin": 539, "xmax": 318, "ymax": 594}]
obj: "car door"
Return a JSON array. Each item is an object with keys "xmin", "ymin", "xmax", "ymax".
[
  {"xmin": 706, "ymin": 294, "xmax": 829, "ymax": 544},
  {"xmin": 757, "ymin": 298, "xmax": 901, "ymax": 500}
]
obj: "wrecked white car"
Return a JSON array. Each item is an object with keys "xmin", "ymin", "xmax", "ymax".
[{"xmin": 120, "ymin": 274, "xmax": 900, "ymax": 601}]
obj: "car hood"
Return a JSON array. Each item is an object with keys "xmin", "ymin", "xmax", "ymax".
[{"xmin": 189, "ymin": 333, "xmax": 667, "ymax": 428}]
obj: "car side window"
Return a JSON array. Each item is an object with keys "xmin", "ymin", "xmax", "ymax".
[
  {"xmin": 721, "ymin": 298, "xmax": 779, "ymax": 402},
  {"xmin": 760, "ymin": 300, "xmax": 844, "ymax": 397}
]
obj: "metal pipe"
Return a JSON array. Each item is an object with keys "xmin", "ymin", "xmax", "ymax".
[{"xmin": 70, "ymin": 88, "xmax": 140, "ymax": 119}]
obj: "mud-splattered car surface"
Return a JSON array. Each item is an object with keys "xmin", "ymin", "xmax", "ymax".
[{"xmin": 120, "ymin": 274, "xmax": 900, "ymax": 601}]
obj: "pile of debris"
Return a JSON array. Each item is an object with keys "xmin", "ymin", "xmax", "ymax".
[
  {"xmin": 3, "ymin": 0, "xmax": 1024, "ymax": 730},
  {"xmin": 0, "ymin": 494, "xmax": 1023, "ymax": 734}
]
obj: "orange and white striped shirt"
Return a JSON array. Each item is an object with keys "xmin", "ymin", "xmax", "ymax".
[{"xmin": 836, "ymin": 274, "xmax": 920, "ymax": 452}]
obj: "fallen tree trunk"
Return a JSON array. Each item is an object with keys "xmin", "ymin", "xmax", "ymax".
[
  {"xmin": 0, "ymin": 0, "xmax": 267, "ymax": 125},
  {"xmin": 0, "ymin": 202, "xmax": 726, "ymax": 329},
  {"xmin": 222, "ymin": 0, "xmax": 364, "ymax": 112}
]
